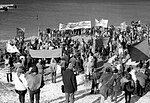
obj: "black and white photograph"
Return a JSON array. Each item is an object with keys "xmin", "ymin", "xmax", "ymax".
[{"xmin": 0, "ymin": 0, "xmax": 150, "ymax": 103}]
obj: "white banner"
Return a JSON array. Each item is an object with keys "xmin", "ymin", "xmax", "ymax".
[
  {"xmin": 66, "ymin": 22, "xmax": 79, "ymax": 30},
  {"xmin": 79, "ymin": 21, "xmax": 91, "ymax": 29},
  {"xmin": 95, "ymin": 19, "xmax": 108, "ymax": 28},
  {"xmin": 6, "ymin": 43, "xmax": 20, "ymax": 53},
  {"xmin": 60, "ymin": 21, "xmax": 91, "ymax": 30},
  {"xmin": 59, "ymin": 23, "xmax": 67, "ymax": 31},
  {"xmin": 29, "ymin": 48, "xmax": 62, "ymax": 58}
]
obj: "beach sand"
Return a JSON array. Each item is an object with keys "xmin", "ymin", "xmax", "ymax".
[{"xmin": 0, "ymin": 61, "xmax": 149, "ymax": 103}]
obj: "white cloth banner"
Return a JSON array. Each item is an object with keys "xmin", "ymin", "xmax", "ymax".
[
  {"xmin": 62, "ymin": 21, "xmax": 91, "ymax": 30},
  {"xmin": 79, "ymin": 21, "xmax": 91, "ymax": 29},
  {"xmin": 6, "ymin": 43, "xmax": 20, "ymax": 53},
  {"xmin": 59, "ymin": 23, "xmax": 67, "ymax": 31},
  {"xmin": 95, "ymin": 18, "xmax": 108, "ymax": 28}
]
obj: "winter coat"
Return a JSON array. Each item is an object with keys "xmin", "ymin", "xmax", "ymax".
[
  {"xmin": 25, "ymin": 71, "xmax": 44, "ymax": 91},
  {"xmin": 14, "ymin": 73, "xmax": 28, "ymax": 91},
  {"xmin": 99, "ymin": 72, "xmax": 115, "ymax": 99},
  {"xmin": 136, "ymin": 72, "xmax": 147, "ymax": 88},
  {"xmin": 113, "ymin": 74, "xmax": 122, "ymax": 92},
  {"xmin": 62, "ymin": 69, "xmax": 77, "ymax": 93}
]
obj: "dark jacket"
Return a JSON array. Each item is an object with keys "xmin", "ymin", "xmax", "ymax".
[
  {"xmin": 62, "ymin": 69, "xmax": 77, "ymax": 93},
  {"xmin": 99, "ymin": 72, "xmax": 115, "ymax": 99}
]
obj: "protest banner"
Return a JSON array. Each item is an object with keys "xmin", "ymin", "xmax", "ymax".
[
  {"xmin": 66, "ymin": 22, "xmax": 79, "ymax": 30},
  {"xmin": 29, "ymin": 48, "xmax": 62, "ymax": 58},
  {"xmin": 64, "ymin": 21, "xmax": 91, "ymax": 30},
  {"xmin": 95, "ymin": 19, "xmax": 108, "ymax": 28},
  {"xmin": 79, "ymin": 21, "xmax": 91, "ymax": 29},
  {"xmin": 59, "ymin": 23, "xmax": 67, "ymax": 31},
  {"xmin": 6, "ymin": 43, "xmax": 20, "ymax": 53}
]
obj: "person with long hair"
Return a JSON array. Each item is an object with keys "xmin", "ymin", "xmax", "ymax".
[{"xmin": 14, "ymin": 66, "xmax": 28, "ymax": 103}]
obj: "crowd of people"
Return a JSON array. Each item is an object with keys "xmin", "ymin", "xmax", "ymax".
[{"xmin": 0, "ymin": 20, "xmax": 150, "ymax": 103}]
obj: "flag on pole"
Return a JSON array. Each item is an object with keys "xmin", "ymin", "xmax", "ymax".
[
  {"xmin": 95, "ymin": 19, "xmax": 108, "ymax": 28},
  {"xmin": 6, "ymin": 43, "xmax": 20, "ymax": 53},
  {"xmin": 128, "ymin": 39, "xmax": 149, "ymax": 61},
  {"xmin": 16, "ymin": 27, "xmax": 25, "ymax": 38},
  {"xmin": 120, "ymin": 22, "xmax": 127, "ymax": 32},
  {"xmin": 95, "ymin": 19, "xmax": 99, "ymax": 26}
]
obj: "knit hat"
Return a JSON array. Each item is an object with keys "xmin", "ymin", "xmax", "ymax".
[
  {"xmin": 31, "ymin": 66, "xmax": 38, "ymax": 73},
  {"xmin": 68, "ymin": 63, "xmax": 73, "ymax": 70}
]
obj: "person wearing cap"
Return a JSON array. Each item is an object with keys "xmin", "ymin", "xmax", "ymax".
[
  {"xmin": 62, "ymin": 63, "xmax": 77, "ymax": 103},
  {"xmin": 14, "ymin": 66, "xmax": 28, "ymax": 103},
  {"xmin": 25, "ymin": 66, "xmax": 44, "ymax": 103}
]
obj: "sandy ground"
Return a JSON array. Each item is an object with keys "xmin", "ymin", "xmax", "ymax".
[{"xmin": 0, "ymin": 66, "xmax": 150, "ymax": 103}]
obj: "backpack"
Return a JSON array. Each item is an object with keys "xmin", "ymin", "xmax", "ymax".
[{"xmin": 125, "ymin": 80, "xmax": 135, "ymax": 92}]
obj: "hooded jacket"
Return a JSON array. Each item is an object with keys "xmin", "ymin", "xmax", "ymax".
[{"xmin": 25, "ymin": 71, "xmax": 44, "ymax": 91}]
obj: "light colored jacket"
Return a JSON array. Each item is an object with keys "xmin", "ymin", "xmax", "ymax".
[
  {"xmin": 14, "ymin": 73, "xmax": 28, "ymax": 91},
  {"xmin": 136, "ymin": 71, "xmax": 147, "ymax": 88},
  {"xmin": 25, "ymin": 71, "xmax": 44, "ymax": 91}
]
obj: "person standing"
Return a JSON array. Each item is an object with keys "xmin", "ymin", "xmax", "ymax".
[
  {"xmin": 112, "ymin": 69, "xmax": 122, "ymax": 103},
  {"xmin": 25, "ymin": 66, "xmax": 44, "ymax": 103},
  {"xmin": 5, "ymin": 55, "xmax": 12, "ymax": 82},
  {"xmin": 86, "ymin": 58, "xmax": 94, "ymax": 80},
  {"xmin": 49, "ymin": 58, "xmax": 57, "ymax": 83},
  {"xmin": 98, "ymin": 67, "xmax": 115, "ymax": 103},
  {"xmin": 60, "ymin": 57, "xmax": 67, "ymax": 75},
  {"xmin": 62, "ymin": 63, "xmax": 77, "ymax": 103},
  {"xmin": 36, "ymin": 59, "xmax": 44, "ymax": 75},
  {"xmin": 14, "ymin": 66, "xmax": 28, "ymax": 103},
  {"xmin": 124, "ymin": 73, "xmax": 135, "ymax": 103},
  {"xmin": 26, "ymin": 54, "xmax": 32, "ymax": 71},
  {"xmin": 135, "ymin": 69, "xmax": 147, "ymax": 97}
]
